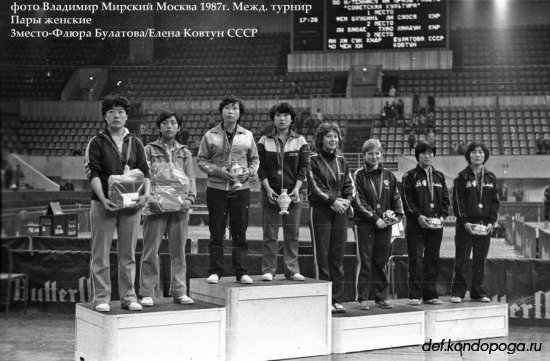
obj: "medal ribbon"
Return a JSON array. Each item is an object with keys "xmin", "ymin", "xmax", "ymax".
[
  {"xmin": 319, "ymin": 152, "xmax": 341, "ymax": 197},
  {"xmin": 477, "ymin": 166, "xmax": 485, "ymax": 206},
  {"xmin": 427, "ymin": 165, "xmax": 434, "ymax": 206},
  {"xmin": 366, "ymin": 168, "xmax": 385, "ymax": 208},
  {"xmin": 274, "ymin": 136, "xmax": 285, "ymax": 188}
]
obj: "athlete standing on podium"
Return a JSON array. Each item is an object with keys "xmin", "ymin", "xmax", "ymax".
[
  {"xmin": 451, "ymin": 141, "xmax": 500, "ymax": 303},
  {"xmin": 197, "ymin": 95, "xmax": 259, "ymax": 285},
  {"xmin": 402, "ymin": 140, "xmax": 450, "ymax": 306},
  {"xmin": 307, "ymin": 122, "xmax": 354, "ymax": 313}
]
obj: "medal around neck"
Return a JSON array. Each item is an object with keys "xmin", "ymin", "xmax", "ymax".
[
  {"xmin": 276, "ymin": 189, "xmax": 292, "ymax": 215},
  {"xmin": 229, "ymin": 161, "xmax": 245, "ymax": 189}
]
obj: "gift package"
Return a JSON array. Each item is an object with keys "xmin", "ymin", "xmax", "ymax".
[
  {"xmin": 143, "ymin": 162, "xmax": 190, "ymax": 215},
  {"xmin": 108, "ymin": 169, "xmax": 145, "ymax": 209}
]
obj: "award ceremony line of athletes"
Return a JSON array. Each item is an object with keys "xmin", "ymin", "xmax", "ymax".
[{"xmin": 85, "ymin": 94, "xmax": 500, "ymax": 313}]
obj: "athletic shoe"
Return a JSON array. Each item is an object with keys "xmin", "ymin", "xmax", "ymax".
[
  {"xmin": 333, "ymin": 302, "xmax": 346, "ymax": 313},
  {"xmin": 261, "ymin": 273, "xmax": 273, "ymax": 281},
  {"xmin": 291, "ymin": 273, "xmax": 305, "ymax": 281},
  {"xmin": 450, "ymin": 296, "xmax": 462, "ymax": 303},
  {"xmin": 408, "ymin": 299, "xmax": 422, "ymax": 306},
  {"xmin": 240, "ymin": 275, "xmax": 253, "ymax": 284},
  {"xmin": 375, "ymin": 300, "xmax": 393, "ymax": 309},
  {"xmin": 358, "ymin": 301, "xmax": 370, "ymax": 310},
  {"xmin": 424, "ymin": 298, "xmax": 443, "ymax": 305},
  {"xmin": 141, "ymin": 297, "xmax": 154, "ymax": 307},
  {"xmin": 173, "ymin": 295, "xmax": 194, "ymax": 305},
  {"xmin": 207, "ymin": 274, "xmax": 219, "ymax": 284},
  {"xmin": 474, "ymin": 296, "xmax": 490, "ymax": 303},
  {"xmin": 94, "ymin": 303, "xmax": 110, "ymax": 312},
  {"xmin": 124, "ymin": 301, "xmax": 142, "ymax": 311}
]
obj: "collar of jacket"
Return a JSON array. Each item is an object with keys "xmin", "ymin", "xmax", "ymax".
[
  {"xmin": 319, "ymin": 148, "xmax": 337, "ymax": 160},
  {"xmin": 149, "ymin": 137, "xmax": 186, "ymax": 151},
  {"xmin": 100, "ymin": 127, "xmax": 131, "ymax": 141},
  {"xmin": 415, "ymin": 163, "xmax": 435, "ymax": 174},
  {"xmin": 463, "ymin": 164, "xmax": 485, "ymax": 177},
  {"xmin": 267, "ymin": 129, "xmax": 299, "ymax": 140},
  {"xmin": 213, "ymin": 122, "xmax": 246, "ymax": 135},
  {"xmin": 363, "ymin": 162, "xmax": 385, "ymax": 173}
]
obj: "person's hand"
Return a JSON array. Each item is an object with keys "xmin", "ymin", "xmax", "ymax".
[
  {"xmin": 221, "ymin": 167, "xmax": 233, "ymax": 181},
  {"xmin": 485, "ymin": 223, "xmax": 493, "ymax": 235},
  {"xmin": 289, "ymin": 188, "xmax": 301, "ymax": 202},
  {"xmin": 132, "ymin": 195, "xmax": 148, "ymax": 209},
  {"xmin": 148, "ymin": 199, "xmax": 163, "ymax": 213},
  {"xmin": 331, "ymin": 199, "xmax": 347, "ymax": 214},
  {"xmin": 265, "ymin": 187, "xmax": 279, "ymax": 204},
  {"xmin": 238, "ymin": 167, "xmax": 250, "ymax": 182},
  {"xmin": 464, "ymin": 222, "xmax": 475, "ymax": 235},
  {"xmin": 418, "ymin": 215, "xmax": 430, "ymax": 229},
  {"xmin": 375, "ymin": 218, "xmax": 388, "ymax": 229},
  {"xmin": 180, "ymin": 199, "xmax": 192, "ymax": 213},
  {"xmin": 339, "ymin": 198, "xmax": 351, "ymax": 209},
  {"xmin": 101, "ymin": 198, "xmax": 118, "ymax": 212}
]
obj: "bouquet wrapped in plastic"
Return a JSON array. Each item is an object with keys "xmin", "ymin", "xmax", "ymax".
[
  {"xmin": 143, "ymin": 162, "xmax": 190, "ymax": 215},
  {"xmin": 108, "ymin": 169, "xmax": 145, "ymax": 209}
]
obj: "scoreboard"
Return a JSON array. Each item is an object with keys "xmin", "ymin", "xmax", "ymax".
[{"xmin": 293, "ymin": 0, "xmax": 448, "ymax": 51}]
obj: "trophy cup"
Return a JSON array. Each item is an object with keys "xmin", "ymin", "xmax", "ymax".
[
  {"xmin": 472, "ymin": 223, "xmax": 489, "ymax": 236},
  {"xmin": 382, "ymin": 210, "xmax": 398, "ymax": 224},
  {"xmin": 426, "ymin": 217, "xmax": 443, "ymax": 229},
  {"xmin": 229, "ymin": 161, "xmax": 246, "ymax": 189},
  {"xmin": 276, "ymin": 189, "xmax": 292, "ymax": 215}
]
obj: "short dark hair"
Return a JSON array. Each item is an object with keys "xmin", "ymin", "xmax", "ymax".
[
  {"xmin": 269, "ymin": 102, "xmax": 296, "ymax": 123},
  {"xmin": 218, "ymin": 95, "xmax": 245, "ymax": 122},
  {"xmin": 314, "ymin": 122, "xmax": 341, "ymax": 152},
  {"xmin": 465, "ymin": 141, "xmax": 490, "ymax": 164},
  {"xmin": 101, "ymin": 94, "xmax": 130, "ymax": 117},
  {"xmin": 156, "ymin": 111, "xmax": 182, "ymax": 128},
  {"xmin": 415, "ymin": 140, "xmax": 437, "ymax": 161}
]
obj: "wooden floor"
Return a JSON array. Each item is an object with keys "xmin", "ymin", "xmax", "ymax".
[{"xmin": 0, "ymin": 310, "xmax": 548, "ymax": 361}]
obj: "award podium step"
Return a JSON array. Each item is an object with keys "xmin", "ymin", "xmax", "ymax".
[
  {"xmin": 75, "ymin": 299, "xmax": 225, "ymax": 361},
  {"xmin": 190, "ymin": 275, "xmax": 332, "ymax": 361},
  {"xmin": 331, "ymin": 302, "xmax": 425, "ymax": 353},
  {"xmin": 393, "ymin": 297, "xmax": 509, "ymax": 342}
]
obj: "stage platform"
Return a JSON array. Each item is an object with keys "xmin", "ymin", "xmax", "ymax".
[
  {"xmin": 74, "ymin": 299, "xmax": 225, "ymax": 361},
  {"xmin": 332, "ymin": 302, "xmax": 425, "ymax": 354},
  {"xmin": 190, "ymin": 275, "xmax": 332, "ymax": 361},
  {"xmin": 392, "ymin": 296, "xmax": 509, "ymax": 342}
]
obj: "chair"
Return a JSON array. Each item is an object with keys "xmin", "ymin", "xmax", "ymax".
[{"xmin": 1, "ymin": 244, "xmax": 28, "ymax": 318}]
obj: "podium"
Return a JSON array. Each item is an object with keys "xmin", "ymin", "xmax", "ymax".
[
  {"xmin": 332, "ymin": 302, "xmax": 425, "ymax": 353},
  {"xmin": 75, "ymin": 300, "xmax": 225, "ymax": 361},
  {"xmin": 190, "ymin": 275, "xmax": 332, "ymax": 361}
]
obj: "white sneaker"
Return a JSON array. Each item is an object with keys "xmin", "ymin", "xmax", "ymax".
[
  {"xmin": 291, "ymin": 273, "xmax": 305, "ymax": 281},
  {"xmin": 240, "ymin": 275, "xmax": 253, "ymax": 284},
  {"xmin": 207, "ymin": 274, "xmax": 219, "ymax": 284},
  {"xmin": 125, "ymin": 301, "xmax": 142, "ymax": 311},
  {"xmin": 141, "ymin": 297, "xmax": 154, "ymax": 307},
  {"xmin": 450, "ymin": 296, "xmax": 462, "ymax": 303},
  {"xmin": 408, "ymin": 299, "xmax": 422, "ymax": 306},
  {"xmin": 261, "ymin": 273, "xmax": 273, "ymax": 281},
  {"xmin": 173, "ymin": 295, "xmax": 194, "ymax": 305},
  {"xmin": 94, "ymin": 303, "xmax": 110, "ymax": 312}
]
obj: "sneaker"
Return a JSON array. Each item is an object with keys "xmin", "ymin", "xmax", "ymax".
[
  {"xmin": 173, "ymin": 295, "xmax": 194, "ymax": 305},
  {"xmin": 474, "ymin": 296, "xmax": 490, "ymax": 303},
  {"xmin": 207, "ymin": 274, "xmax": 219, "ymax": 284},
  {"xmin": 94, "ymin": 303, "xmax": 110, "ymax": 312},
  {"xmin": 124, "ymin": 301, "xmax": 143, "ymax": 311},
  {"xmin": 358, "ymin": 301, "xmax": 370, "ymax": 310},
  {"xmin": 240, "ymin": 275, "xmax": 253, "ymax": 284},
  {"xmin": 261, "ymin": 273, "xmax": 273, "ymax": 281},
  {"xmin": 291, "ymin": 273, "xmax": 305, "ymax": 281},
  {"xmin": 408, "ymin": 299, "xmax": 422, "ymax": 306},
  {"xmin": 140, "ymin": 297, "xmax": 154, "ymax": 307},
  {"xmin": 331, "ymin": 305, "xmax": 337, "ymax": 313},
  {"xmin": 333, "ymin": 302, "xmax": 346, "ymax": 313},
  {"xmin": 450, "ymin": 296, "xmax": 462, "ymax": 303},
  {"xmin": 424, "ymin": 298, "xmax": 443, "ymax": 305},
  {"xmin": 375, "ymin": 300, "xmax": 393, "ymax": 309}
]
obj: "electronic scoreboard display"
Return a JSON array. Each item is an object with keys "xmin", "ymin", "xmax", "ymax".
[{"xmin": 293, "ymin": 0, "xmax": 448, "ymax": 51}]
